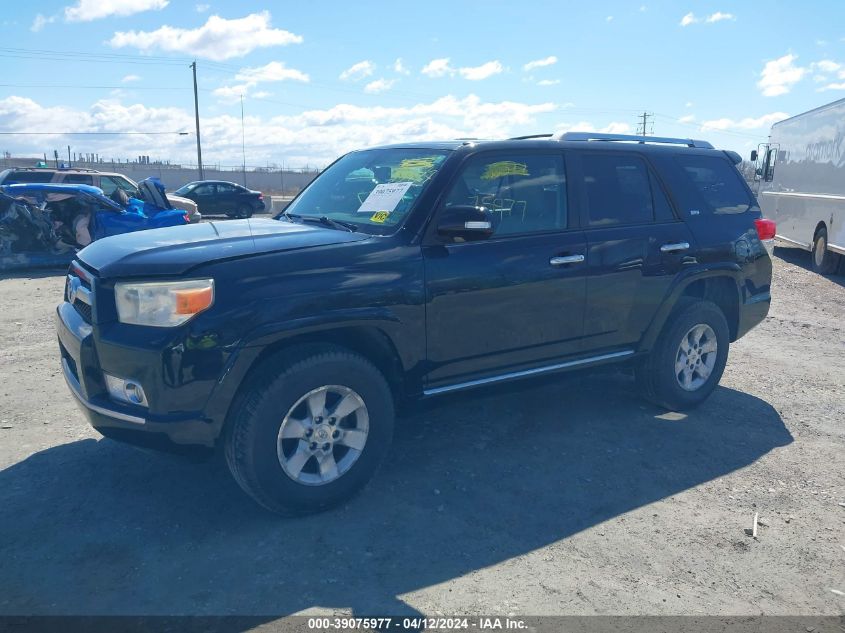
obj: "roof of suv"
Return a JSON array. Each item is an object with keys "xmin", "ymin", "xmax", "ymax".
[{"xmin": 367, "ymin": 132, "xmax": 740, "ymax": 162}]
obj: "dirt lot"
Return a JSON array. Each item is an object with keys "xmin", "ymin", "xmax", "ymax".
[{"xmin": 0, "ymin": 246, "xmax": 843, "ymax": 617}]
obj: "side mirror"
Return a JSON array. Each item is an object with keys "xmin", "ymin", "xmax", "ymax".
[
  {"xmin": 750, "ymin": 150, "xmax": 758, "ymax": 162},
  {"xmin": 437, "ymin": 205, "xmax": 495, "ymax": 241}
]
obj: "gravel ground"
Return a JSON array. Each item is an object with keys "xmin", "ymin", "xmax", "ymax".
[{"xmin": 0, "ymin": 245, "xmax": 843, "ymax": 617}]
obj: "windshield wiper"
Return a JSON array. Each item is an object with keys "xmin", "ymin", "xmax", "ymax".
[{"xmin": 284, "ymin": 213, "xmax": 356, "ymax": 232}]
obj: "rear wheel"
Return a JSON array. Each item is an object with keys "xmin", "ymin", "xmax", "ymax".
[
  {"xmin": 225, "ymin": 345, "xmax": 394, "ymax": 515},
  {"xmin": 811, "ymin": 226, "xmax": 841, "ymax": 275},
  {"xmin": 635, "ymin": 299, "xmax": 730, "ymax": 411}
]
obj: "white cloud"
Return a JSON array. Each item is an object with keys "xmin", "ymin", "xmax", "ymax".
[
  {"xmin": 813, "ymin": 59, "xmax": 841, "ymax": 73},
  {"xmin": 236, "ymin": 61, "xmax": 308, "ymax": 83},
  {"xmin": 339, "ymin": 60, "xmax": 375, "ymax": 81},
  {"xmin": 0, "ymin": 93, "xmax": 558, "ymax": 166},
  {"xmin": 757, "ymin": 54, "xmax": 806, "ymax": 96},
  {"xmin": 679, "ymin": 114, "xmax": 696, "ymax": 123},
  {"xmin": 65, "ymin": 0, "xmax": 168, "ymax": 22},
  {"xmin": 523, "ymin": 56, "xmax": 557, "ymax": 71},
  {"xmin": 214, "ymin": 61, "xmax": 308, "ymax": 102},
  {"xmin": 121, "ymin": 74, "xmax": 141, "ymax": 83},
  {"xmin": 606, "ymin": 15, "xmax": 614, "ymax": 22},
  {"xmin": 640, "ymin": 5, "xmax": 647, "ymax": 11},
  {"xmin": 252, "ymin": 91, "xmax": 271, "ymax": 99},
  {"xmin": 680, "ymin": 12, "xmax": 698, "ymax": 26},
  {"xmin": 705, "ymin": 11, "xmax": 735, "ymax": 22},
  {"xmin": 212, "ymin": 83, "xmax": 251, "ymax": 101},
  {"xmin": 818, "ymin": 82, "xmax": 845, "ymax": 92},
  {"xmin": 700, "ymin": 112, "xmax": 789, "ymax": 130},
  {"xmin": 685, "ymin": 101, "xmax": 694, "ymax": 107},
  {"xmin": 364, "ymin": 78, "xmax": 396, "ymax": 94},
  {"xmin": 109, "ymin": 12, "xmax": 302, "ymax": 61},
  {"xmin": 537, "ymin": 79, "xmax": 560, "ymax": 86},
  {"xmin": 393, "ymin": 58, "xmax": 410, "ymax": 75},
  {"xmin": 31, "ymin": 13, "xmax": 57, "ymax": 31},
  {"xmin": 555, "ymin": 121, "xmax": 632, "ymax": 135},
  {"xmin": 458, "ymin": 61, "xmax": 503, "ymax": 81},
  {"xmin": 681, "ymin": 11, "xmax": 734, "ymax": 26},
  {"xmin": 195, "ymin": 3, "xmax": 209, "ymax": 11},
  {"xmin": 421, "ymin": 58, "xmax": 454, "ymax": 78}
]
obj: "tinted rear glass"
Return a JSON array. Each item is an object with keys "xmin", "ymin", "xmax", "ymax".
[
  {"xmin": 674, "ymin": 155, "xmax": 754, "ymax": 215},
  {"xmin": 4, "ymin": 171, "xmax": 54, "ymax": 184}
]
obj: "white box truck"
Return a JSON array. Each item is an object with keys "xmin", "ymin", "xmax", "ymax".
[{"xmin": 754, "ymin": 97, "xmax": 845, "ymax": 274}]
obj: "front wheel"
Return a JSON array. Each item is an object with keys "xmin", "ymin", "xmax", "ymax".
[
  {"xmin": 635, "ymin": 299, "xmax": 730, "ymax": 411},
  {"xmin": 811, "ymin": 226, "xmax": 841, "ymax": 275},
  {"xmin": 225, "ymin": 345, "xmax": 394, "ymax": 515}
]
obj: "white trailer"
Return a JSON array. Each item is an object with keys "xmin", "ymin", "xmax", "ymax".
[{"xmin": 754, "ymin": 97, "xmax": 845, "ymax": 274}]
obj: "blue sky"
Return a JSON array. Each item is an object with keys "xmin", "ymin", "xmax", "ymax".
[{"xmin": 1, "ymin": 0, "xmax": 844, "ymax": 168}]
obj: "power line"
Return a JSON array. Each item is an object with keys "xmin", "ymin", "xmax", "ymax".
[{"xmin": 0, "ymin": 131, "xmax": 189, "ymax": 135}]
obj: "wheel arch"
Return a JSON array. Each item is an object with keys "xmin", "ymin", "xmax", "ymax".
[
  {"xmin": 212, "ymin": 323, "xmax": 409, "ymax": 446},
  {"xmin": 639, "ymin": 269, "xmax": 742, "ymax": 351}
]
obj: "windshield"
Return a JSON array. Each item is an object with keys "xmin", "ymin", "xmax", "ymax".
[
  {"xmin": 174, "ymin": 183, "xmax": 195, "ymax": 195},
  {"xmin": 282, "ymin": 148, "xmax": 450, "ymax": 234}
]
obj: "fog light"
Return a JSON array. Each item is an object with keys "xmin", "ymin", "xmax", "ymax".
[{"xmin": 104, "ymin": 374, "xmax": 148, "ymax": 407}]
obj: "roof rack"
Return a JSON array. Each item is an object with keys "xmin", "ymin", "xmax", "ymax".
[
  {"xmin": 509, "ymin": 133, "xmax": 554, "ymax": 140},
  {"xmin": 557, "ymin": 132, "xmax": 713, "ymax": 149},
  {"xmin": 11, "ymin": 166, "xmax": 101, "ymax": 172}
]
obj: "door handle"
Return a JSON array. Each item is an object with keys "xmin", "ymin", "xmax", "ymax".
[
  {"xmin": 660, "ymin": 242, "xmax": 690, "ymax": 253},
  {"xmin": 550, "ymin": 254, "xmax": 585, "ymax": 266}
]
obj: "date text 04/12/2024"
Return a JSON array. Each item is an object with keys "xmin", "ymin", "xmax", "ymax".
[{"xmin": 306, "ymin": 617, "xmax": 528, "ymax": 630}]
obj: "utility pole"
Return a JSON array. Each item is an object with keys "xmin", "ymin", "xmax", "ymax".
[
  {"xmin": 67, "ymin": 145, "xmax": 71, "ymax": 166},
  {"xmin": 637, "ymin": 111, "xmax": 653, "ymax": 136},
  {"xmin": 190, "ymin": 61, "xmax": 204, "ymax": 180},
  {"xmin": 240, "ymin": 94, "xmax": 247, "ymax": 187}
]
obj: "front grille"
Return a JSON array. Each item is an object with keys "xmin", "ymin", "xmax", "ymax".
[
  {"xmin": 73, "ymin": 299, "xmax": 92, "ymax": 323},
  {"xmin": 66, "ymin": 261, "xmax": 96, "ymax": 324}
]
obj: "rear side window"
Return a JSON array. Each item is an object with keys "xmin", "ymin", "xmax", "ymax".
[
  {"xmin": 581, "ymin": 154, "xmax": 654, "ymax": 226},
  {"xmin": 4, "ymin": 171, "xmax": 53, "ymax": 184},
  {"xmin": 62, "ymin": 174, "xmax": 94, "ymax": 185},
  {"xmin": 675, "ymin": 155, "xmax": 754, "ymax": 214}
]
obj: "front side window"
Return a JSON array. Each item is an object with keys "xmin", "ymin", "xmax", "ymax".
[
  {"xmin": 283, "ymin": 148, "xmax": 450, "ymax": 234},
  {"xmin": 581, "ymin": 154, "xmax": 654, "ymax": 226},
  {"xmin": 441, "ymin": 153, "xmax": 567, "ymax": 236},
  {"xmin": 675, "ymin": 155, "xmax": 755, "ymax": 215}
]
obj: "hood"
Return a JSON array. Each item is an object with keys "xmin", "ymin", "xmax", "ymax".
[{"xmin": 77, "ymin": 217, "xmax": 369, "ymax": 278}]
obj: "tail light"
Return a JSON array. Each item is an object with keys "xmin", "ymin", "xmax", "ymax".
[
  {"xmin": 184, "ymin": 213, "xmax": 191, "ymax": 223},
  {"xmin": 754, "ymin": 218, "xmax": 776, "ymax": 240}
]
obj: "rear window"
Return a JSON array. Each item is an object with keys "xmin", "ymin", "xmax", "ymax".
[
  {"xmin": 674, "ymin": 155, "xmax": 754, "ymax": 215},
  {"xmin": 2, "ymin": 171, "xmax": 54, "ymax": 184}
]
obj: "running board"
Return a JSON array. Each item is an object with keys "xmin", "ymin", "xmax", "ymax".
[{"xmin": 423, "ymin": 350, "xmax": 635, "ymax": 396}]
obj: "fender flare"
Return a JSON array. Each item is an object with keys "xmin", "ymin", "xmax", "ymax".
[{"xmin": 638, "ymin": 264, "xmax": 742, "ymax": 352}]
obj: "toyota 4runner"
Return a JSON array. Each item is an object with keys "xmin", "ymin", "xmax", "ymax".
[{"xmin": 56, "ymin": 132, "xmax": 773, "ymax": 515}]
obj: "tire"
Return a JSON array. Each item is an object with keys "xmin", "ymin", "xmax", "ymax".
[
  {"xmin": 811, "ymin": 226, "xmax": 841, "ymax": 275},
  {"xmin": 634, "ymin": 299, "xmax": 730, "ymax": 411},
  {"xmin": 224, "ymin": 344, "xmax": 394, "ymax": 515}
]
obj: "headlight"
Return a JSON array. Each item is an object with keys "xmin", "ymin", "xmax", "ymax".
[{"xmin": 114, "ymin": 279, "xmax": 214, "ymax": 327}]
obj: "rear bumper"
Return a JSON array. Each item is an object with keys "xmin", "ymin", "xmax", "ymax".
[{"xmin": 736, "ymin": 289, "xmax": 771, "ymax": 340}]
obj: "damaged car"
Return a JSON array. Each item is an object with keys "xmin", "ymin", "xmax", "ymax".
[{"xmin": 0, "ymin": 179, "xmax": 190, "ymax": 271}]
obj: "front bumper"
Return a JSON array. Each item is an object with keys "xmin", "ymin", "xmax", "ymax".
[{"xmin": 56, "ymin": 300, "xmax": 219, "ymax": 450}]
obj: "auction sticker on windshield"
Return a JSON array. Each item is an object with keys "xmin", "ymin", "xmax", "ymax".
[{"xmin": 357, "ymin": 182, "xmax": 414, "ymax": 213}]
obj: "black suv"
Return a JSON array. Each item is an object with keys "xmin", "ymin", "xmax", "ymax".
[{"xmin": 56, "ymin": 133, "xmax": 773, "ymax": 515}]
